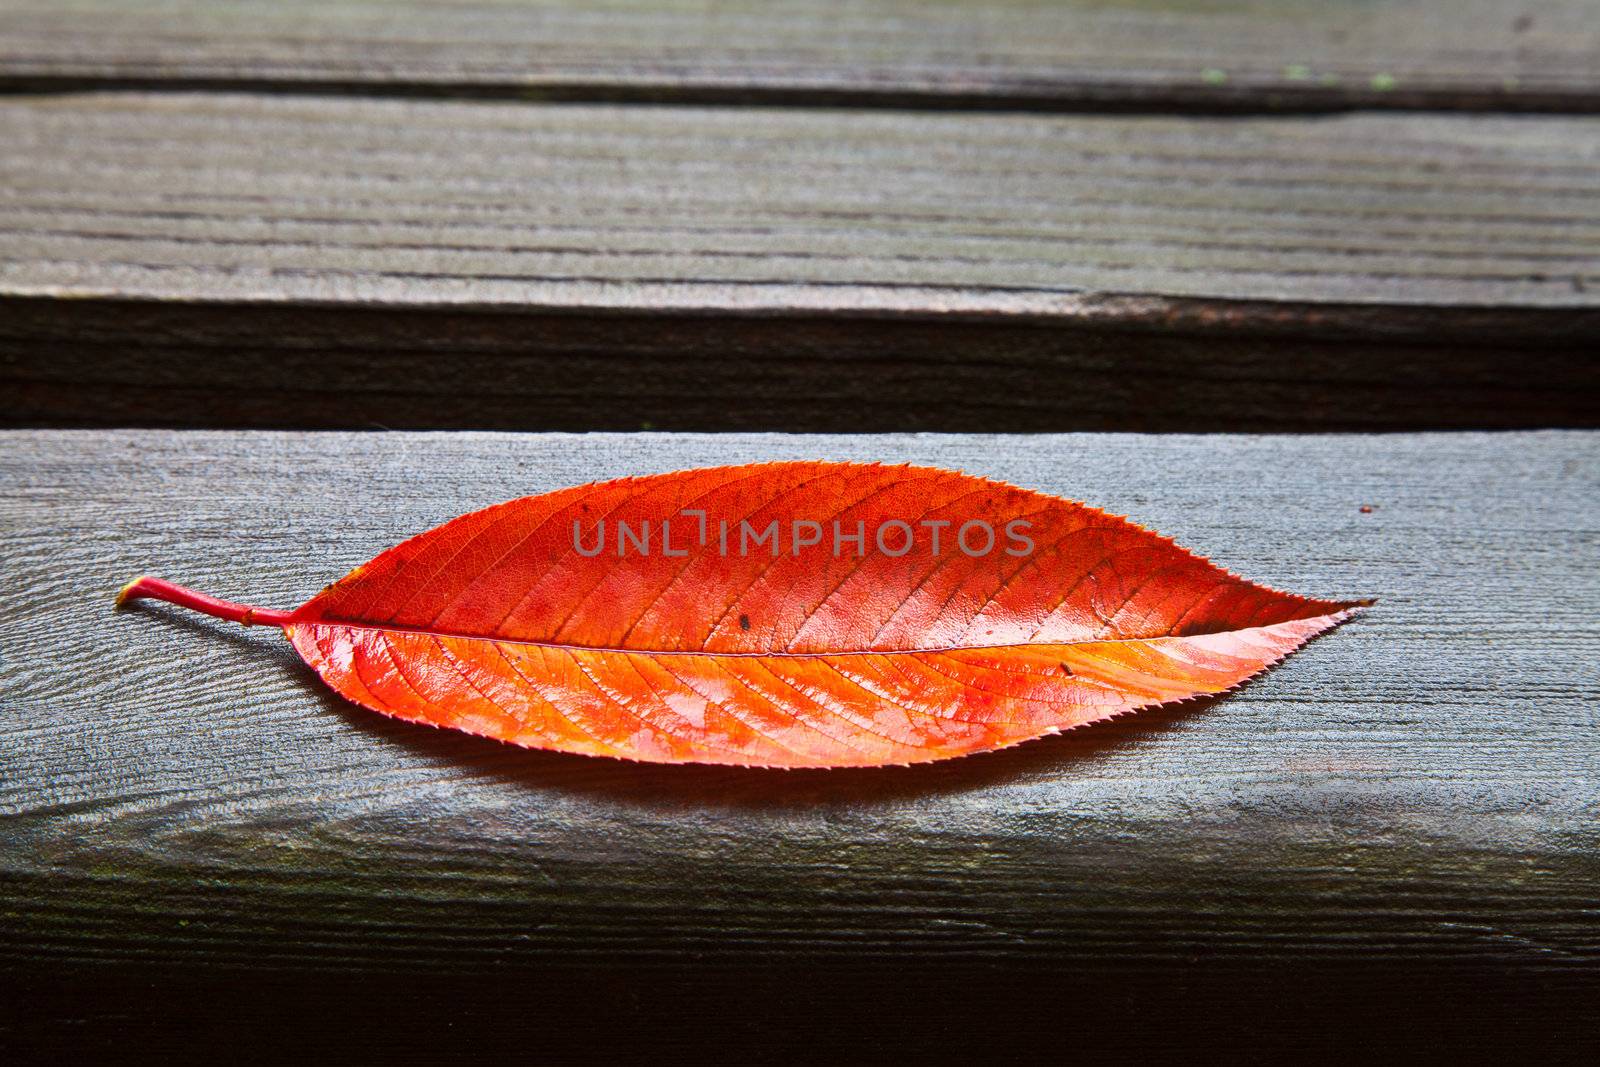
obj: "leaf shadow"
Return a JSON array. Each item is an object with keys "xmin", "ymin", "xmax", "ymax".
[
  {"xmin": 126, "ymin": 602, "xmax": 1232, "ymax": 811},
  {"xmin": 120, "ymin": 602, "xmax": 304, "ymax": 664}
]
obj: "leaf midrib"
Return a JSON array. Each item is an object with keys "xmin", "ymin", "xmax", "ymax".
[{"xmin": 286, "ymin": 611, "xmax": 1346, "ymax": 658}]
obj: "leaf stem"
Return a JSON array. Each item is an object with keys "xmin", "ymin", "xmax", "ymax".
[{"xmin": 116, "ymin": 576, "xmax": 294, "ymax": 627}]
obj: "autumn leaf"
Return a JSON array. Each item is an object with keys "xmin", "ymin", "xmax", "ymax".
[{"xmin": 118, "ymin": 462, "xmax": 1368, "ymax": 767}]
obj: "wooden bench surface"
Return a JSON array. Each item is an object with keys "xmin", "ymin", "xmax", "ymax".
[
  {"xmin": 3, "ymin": 0, "xmax": 1598, "ymax": 111},
  {"xmin": 5, "ymin": 94, "xmax": 1597, "ymax": 312},
  {"xmin": 2, "ymin": 0, "xmax": 1598, "ymax": 1056},
  {"xmin": 5, "ymin": 429, "xmax": 1596, "ymax": 978},
  {"xmin": 2, "ymin": 92, "xmax": 1596, "ymax": 432}
]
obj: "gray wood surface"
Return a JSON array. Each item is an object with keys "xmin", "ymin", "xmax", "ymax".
[
  {"xmin": 5, "ymin": 3, "xmax": 1597, "ymax": 1056},
  {"xmin": 4, "ymin": 93, "xmax": 1597, "ymax": 313},
  {"xmin": 5, "ymin": 93, "xmax": 1596, "ymax": 433},
  {"xmin": 3, "ymin": 429, "xmax": 1597, "ymax": 981},
  {"xmin": 2, "ymin": 0, "xmax": 1597, "ymax": 112}
]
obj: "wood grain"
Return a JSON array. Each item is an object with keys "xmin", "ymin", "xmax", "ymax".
[
  {"xmin": 2, "ymin": 94, "xmax": 1597, "ymax": 431},
  {"xmin": 1, "ymin": 0, "xmax": 1597, "ymax": 112},
  {"xmin": 5, "ymin": 94, "xmax": 1597, "ymax": 312},
  {"xmin": 3, "ymin": 429, "xmax": 1596, "ymax": 975},
  {"xmin": 5, "ymin": 428, "xmax": 1597, "ymax": 1054}
]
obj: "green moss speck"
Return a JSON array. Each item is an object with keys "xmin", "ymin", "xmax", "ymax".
[{"xmin": 1201, "ymin": 68, "xmax": 1228, "ymax": 86}]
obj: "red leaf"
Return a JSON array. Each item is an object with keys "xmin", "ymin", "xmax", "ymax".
[{"xmin": 120, "ymin": 462, "xmax": 1368, "ymax": 767}]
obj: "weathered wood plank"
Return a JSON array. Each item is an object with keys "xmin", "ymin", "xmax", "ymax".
[
  {"xmin": 1, "ymin": 0, "xmax": 1597, "ymax": 112},
  {"xmin": 4, "ymin": 428, "xmax": 1597, "ymax": 1053},
  {"xmin": 2, "ymin": 95, "xmax": 1597, "ymax": 431},
  {"xmin": 2, "ymin": 429, "xmax": 1596, "ymax": 982},
  {"xmin": 4, "ymin": 94, "xmax": 1597, "ymax": 312}
]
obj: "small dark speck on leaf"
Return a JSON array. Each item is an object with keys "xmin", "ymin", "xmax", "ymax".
[{"xmin": 739, "ymin": 614, "xmax": 751, "ymax": 631}]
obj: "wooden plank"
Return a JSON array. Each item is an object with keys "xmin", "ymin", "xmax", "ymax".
[
  {"xmin": 4, "ymin": 94, "xmax": 1598, "ymax": 313},
  {"xmin": 3, "ymin": 428, "xmax": 1596, "ymax": 974},
  {"xmin": 2, "ymin": 94, "xmax": 1597, "ymax": 431},
  {"xmin": 1, "ymin": 0, "xmax": 1597, "ymax": 112},
  {"xmin": 4, "ymin": 428, "xmax": 1597, "ymax": 1053}
]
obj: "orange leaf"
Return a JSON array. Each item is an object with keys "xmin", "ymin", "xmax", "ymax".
[{"xmin": 119, "ymin": 462, "xmax": 1368, "ymax": 767}]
